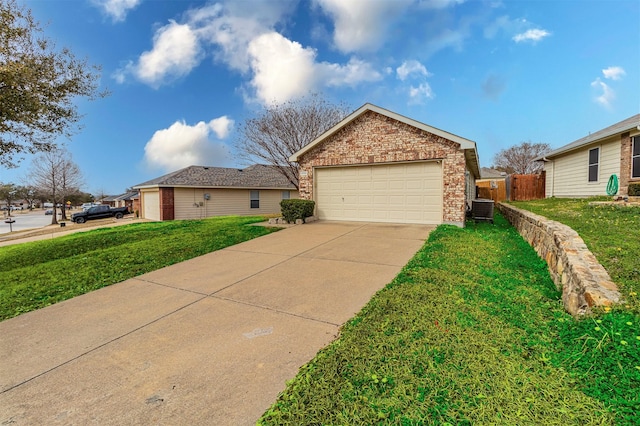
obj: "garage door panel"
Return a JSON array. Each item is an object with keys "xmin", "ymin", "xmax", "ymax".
[
  {"xmin": 143, "ymin": 192, "xmax": 160, "ymax": 221},
  {"xmin": 315, "ymin": 162, "xmax": 443, "ymax": 224}
]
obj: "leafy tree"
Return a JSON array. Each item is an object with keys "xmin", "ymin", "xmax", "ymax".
[
  {"xmin": 0, "ymin": 0, "xmax": 107, "ymax": 168},
  {"xmin": 28, "ymin": 148, "xmax": 82, "ymax": 224},
  {"xmin": 236, "ymin": 94, "xmax": 349, "ymax": 189},
  {"xmin": 0, "ymin": 181, "xmax": 17, "ymax": 214},
  {"xmin": 492, "ymin": 141, "xmax": 551, "ymax": 174},
  {"xmin": 14, "ymin": 184, "xmax": 37, "ymax": 209}
]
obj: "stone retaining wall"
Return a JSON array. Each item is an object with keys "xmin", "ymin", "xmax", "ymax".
[{"xmin": 497, "ymin": 203, "xmax": 621, "ymax": 316}]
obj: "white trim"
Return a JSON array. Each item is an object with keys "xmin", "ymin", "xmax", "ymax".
[{"xmin": 588, "ymin": 146, "xmax": 600, "ymax": 183}]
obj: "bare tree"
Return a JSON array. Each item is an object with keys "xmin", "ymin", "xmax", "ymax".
[
  {"xmin": 492, "ymin": 141, "xmax": 552, "ymax": 174},
  {"xmin": 0, "ymin": 0, "xmax": 108, "ymax": 168},
  {"xmin": 236, "ymin": 94, "xmax": 349, "ymax": 188},
  {"xmin": 28, "ymin": 148, "xmax": 82, "ymax": 224}
]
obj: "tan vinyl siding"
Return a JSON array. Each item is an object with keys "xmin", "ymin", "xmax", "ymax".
[
  {"xmin": 546, "ymin": 137, "xmax": 620, "ymax": 197},
  {"xmin": 173, "ymin": 187, "xmax": 299, "ymax": 219},
  {"xmin": 544, "ymin": 161, "xmax": 554, "ymax": 197}
]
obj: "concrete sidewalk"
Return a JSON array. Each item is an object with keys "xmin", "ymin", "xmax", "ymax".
[{"xmin": 0, "ymin": 221, "xmax": 432, "ymax": 425}]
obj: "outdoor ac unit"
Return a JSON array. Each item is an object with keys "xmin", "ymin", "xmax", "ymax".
[{"xmin": 472, "ymin": 199, "xmax": 495, "ymax": 224}]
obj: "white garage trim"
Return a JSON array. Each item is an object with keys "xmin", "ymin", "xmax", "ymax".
[
  {"xmin": 142, "ymin": 191, "xmax": 160, "ymax": 221},
  {"xmin": 314, "ymin": 161, "xmax": 443, "ymax": 224}
]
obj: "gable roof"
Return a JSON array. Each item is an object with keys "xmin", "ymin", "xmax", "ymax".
[
  {"xmin": 114, "ymin": 191, "xmax": 139, "ymax": 201},
  {"xmin": 289, "ymin": 103, "xmax": 480, "ymax": 178},
  {"xmin": 99, "ymin": 195, "xmax": 119, "ymax": 202},
  {"xmin": 538, "ymin": 114, "xmax": 640, "ymax": 160},
  {"xmin": 480, "ymin": 167, "xmax": 507, "ymax": 179},
  {"xmin": 132, "ymin": 164, "xmax": 296, "ymax": 190}
]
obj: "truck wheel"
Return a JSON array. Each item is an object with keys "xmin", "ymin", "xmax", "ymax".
[
  {"xmin": 75, "ymin": 217, "xmax": 85, "ymax": 224},
  {"xmin": 115, "ymin": 212, "xmax": 123, "ymax": 219}
]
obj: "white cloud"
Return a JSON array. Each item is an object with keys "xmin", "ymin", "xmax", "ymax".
[
  {"xmin": 396, "ymin": 60, "xmax": 431, "ymax": 81},
  {"xmin": 315, "ymin": 0, "xmax": 411, "ymax": 53},
  {"xmin": 247, "ymin": 32, "xmax": 318, "ymax": 104},
  {"xmin": 189, "ymin": 2, "xmax": 289, "ymax": 73},
  {"xmin": 484, "ymin": 15, "xmax": 526, "ymax": 39},
  {"xmin": 120, "ymin": 1, "xmax": 383, "ymax": 103},
  {"xmin": 602, "ymin": 66, "xmax": 626, "ymax": 80},
  {"xmin": 408, "ymin": 83, "xmax": 435, "ymax": 104},
  {"xmin": 513, "ymin": 28, "xmax": 550, "ymax": 43},
  {"xmin": 418, "ymin": 0, "xmax": 465, "ymax": 9},
  {"xmin": 321, "ymin": 58, "xmax": 383, "ymax": 87},
  {"xmin": 143, "ymin": 118, "xmax": 234, "ymax": 171},
  {"xmin": 591, "ymin": 78, "xmax": 614, "ymax": 109},
  {"xmin": 92, "ymin": 0, "xmax": 141, "ymax": 22},
  {"xmin": 134, "ymin": 21, "xmax": 202, "ymax": 87},
  {"xmin": 209, "ymin": 116, "xmax": 234, "ymax": 139},
  {"xmin": 246, "ymin": 32, "xmax": 382, "ymax": 104}
]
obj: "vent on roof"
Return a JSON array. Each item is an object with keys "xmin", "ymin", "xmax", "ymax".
[{"xmin": 203, "ymin": 167, "xmax": 209, "ymax": 170}]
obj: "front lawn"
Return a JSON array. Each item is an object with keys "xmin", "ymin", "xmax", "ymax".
[
  {"xmin": 511, "ymin": 197, "xmax": 640, "ymax": 313},
  {"xmin": 259, "ymin": 215, "xmax": 639, "ymax": 425},
  {"xmin": 0, "ymin": 216, "xmax": 278, "ymax": 321}
]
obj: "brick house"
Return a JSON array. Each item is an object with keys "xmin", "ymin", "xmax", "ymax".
[
  {"xmin": 290, "ymin": 103, "xmax": 480, "ymax": 227},
  {"xmin": 537, "ymin": 114, "xmax": 640, "ymax": 197}
]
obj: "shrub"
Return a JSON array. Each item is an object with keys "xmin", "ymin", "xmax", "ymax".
[
  {"xmin": 628, "ymin": 183, "xmax": 640, "ymax": 196},
  {"xmin": 280, "ymin": 199, "xmax": 315, "ymax": 223}
]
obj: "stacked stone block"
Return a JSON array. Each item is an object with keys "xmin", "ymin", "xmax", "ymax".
[{"xmin": 498, "ymin": 203, "xmax": 621, "ymax": 316}]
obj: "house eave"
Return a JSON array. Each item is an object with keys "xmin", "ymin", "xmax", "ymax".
[
  {"xmin": 535, "ymin": 114, "xmax": 640, "ymax": 161},
  {"xmin": 133, "ymin": 184, "xmax": 297, "ymax": 191},
  {"xmin": 290, "ymin": 103, "xmax": 478, "ymax": 162}
]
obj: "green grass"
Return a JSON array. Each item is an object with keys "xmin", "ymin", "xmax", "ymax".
[
  {"xmin": 259, "ymin": 214, "xmax": 639, "ymax": 425},
  {"xmin": 0, "ymin": 216, "xmax": 278, "ymax": 321},
  {"xmin": 511, "ymin": 197, "xmax": 640, "ymax": 313}
]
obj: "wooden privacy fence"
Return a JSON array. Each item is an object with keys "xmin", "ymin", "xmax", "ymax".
[
  {"xmin": 476, "ymin": 179, "xmax": 507, "ymax": 203},
  {"xmin": 509, "ymin": 173, "xmax": 545, "ymax": 201}
]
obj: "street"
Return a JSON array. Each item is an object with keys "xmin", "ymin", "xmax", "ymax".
[{"xmin": 1, "ymin": 209, "xmax": 60, "ymax": 235}]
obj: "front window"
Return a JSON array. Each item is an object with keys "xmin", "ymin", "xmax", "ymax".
[
  {"xmin": 632, "ymin": 136, "xmax": 640, "ymax": 179},
  {"xmin": 588, "ymin": 147, "xmax": 599, "ymax": 182},
  {"xmin": 250, "ymin": 190, "xmax": 260, "ymax": 209},
  {"xmin": 281, "ymin": 191, "xmax": 290, "ymax": 200}
]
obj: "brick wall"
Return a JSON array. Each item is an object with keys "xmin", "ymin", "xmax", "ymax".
[
  {"xmin": 159, "ymin": 187, "xmax": 175, "ymax": 221},
  {"xmin": 297, "ymin": 110, "xmax": 468, "ymax": 225}
]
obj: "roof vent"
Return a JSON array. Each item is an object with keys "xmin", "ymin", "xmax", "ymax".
[{"xmin": 203, "ymin": 167, "xmax": 209, "ymax": 170}]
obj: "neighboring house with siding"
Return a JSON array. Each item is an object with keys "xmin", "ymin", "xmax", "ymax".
[
  {"xmin": 537, "ymin": 114, "xmax": 640, "ymax": 197},
  {"xmin": 290, "ymin": 103, "xmax": 480, "ymax": 227},
  {"xmin": 113, "ymin": 191, "xmax": 138, "ymax": 210},
  {"xmin": 132, "ymin": 165, "xmax": 298, "ymax": 221}
]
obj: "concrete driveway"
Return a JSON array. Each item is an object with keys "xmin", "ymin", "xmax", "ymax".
[{"xmin": 0, "ymin": 221, "xmax": 432, "ymax": 425}]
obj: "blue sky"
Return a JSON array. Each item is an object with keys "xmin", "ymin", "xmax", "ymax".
[{"xmin": 3, "ymin": 0, "xmax": 638, "ymax": 195}]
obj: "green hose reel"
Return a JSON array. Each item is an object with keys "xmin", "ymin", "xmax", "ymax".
[{"xmin": 606, "ymin": 174, "xmax": 619, "ymax": 196}]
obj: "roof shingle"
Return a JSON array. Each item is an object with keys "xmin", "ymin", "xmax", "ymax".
[{"xmin": 133, "ymin": 165, "xmax": 296, "ymax": 189}]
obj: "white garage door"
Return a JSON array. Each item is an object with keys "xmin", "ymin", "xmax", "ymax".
[
  {"xmin": 143, "ymin": 191, "xmax": 160, "ymax": 221},
  {"xmin": 315, "ymin": 162, "xmax": 443, "ymax": 224}
]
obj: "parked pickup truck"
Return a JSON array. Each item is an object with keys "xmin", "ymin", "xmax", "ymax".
[{"xmin": 71, "ymin": 205, "xmax": 129, "ymax": 224}]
